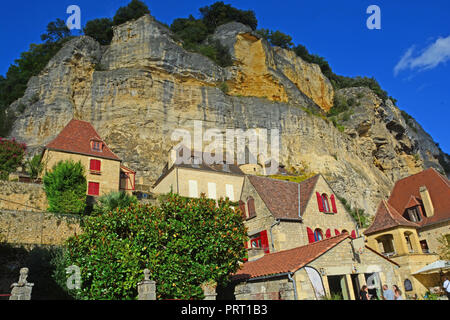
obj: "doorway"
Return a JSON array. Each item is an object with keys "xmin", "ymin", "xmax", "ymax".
[
  {"xmin": 351, "ymin": 274, "xmax": 361, "ymax": 300},
  {"xmin": 327, "ymin": 275, "xmax": 350, "ymax": 300}
]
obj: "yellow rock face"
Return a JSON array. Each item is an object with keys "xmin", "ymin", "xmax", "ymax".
[{"xmin": 229, "ymin": 33, "xmax": 289, "ymax": 102}]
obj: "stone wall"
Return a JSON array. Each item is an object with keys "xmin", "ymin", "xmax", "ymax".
[
  {"xmin": 234, "ymin": 276, "xmax": 294, "ymax": 300},
  {"xmin": 0, "ymin": 180, "xmax": 47, "ymax": 212},
  {"xmin": 0, "ymin": 210, "xmax": 81, "ymax": 245}
]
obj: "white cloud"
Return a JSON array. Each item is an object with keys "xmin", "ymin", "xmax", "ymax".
[{"xmin": 394, "ymin": 36, "xmax": 450, "ymax": 76}]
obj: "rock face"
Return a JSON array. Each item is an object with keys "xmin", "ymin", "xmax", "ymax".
[{"xmin": 7, "ymin": 15, "xmax": 450, "ymax": 216}]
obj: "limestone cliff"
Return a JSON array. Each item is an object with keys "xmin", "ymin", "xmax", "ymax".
[{"xmin": 6, "ymin": 14, "xmax": 450, "ymax": 216}]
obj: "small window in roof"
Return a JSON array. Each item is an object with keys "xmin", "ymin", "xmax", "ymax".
[{"xmin": 91, "ymin": 140, "xmax": 103, "ymax": 152}]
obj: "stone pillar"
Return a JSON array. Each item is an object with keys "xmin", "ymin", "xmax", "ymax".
[
  {"xmin": 346, "ymin": 274, "xmax": 356, "ymax": 300},
  {"xmin": 201, "ymin": 281, "xmax": 217, "ymax": 300},
  {"xmin": 9, "ymin": 267, "xmax": 34, "ymax": 300},
  {"xmin": 137, "ymin": 269, "xmax": 156, "ymax": 300}
]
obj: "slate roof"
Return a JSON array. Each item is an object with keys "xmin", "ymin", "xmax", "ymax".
[
  {"xmin": 233, "ymin": 233, "xmax": 350, "ymax": 281},
  {"xmin": 387, "ymin": 168, "xmax": 450, "ymax": 227},
  {"xmin": 364, "ymin": 200, "xmax": 420, "ymax": 236},
  {"xmin": 246, "ymin": 174, "xmax": 320, "ymax": 221}
]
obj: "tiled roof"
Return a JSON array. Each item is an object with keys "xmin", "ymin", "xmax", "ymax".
[
  {"xmin": 387, "ymin": 168, "xmax": 450, "ymax": 227},
  {"xmin": 246, "ymin": 175, "xmax": 320, "ymax": 221},
  {"xmin": 233, "ymin": 233, "xmax": 350, "ymax": 281},
  {"xmin": 45, "ymin": 119, "xmax": 121, "ymax": 161},
  {"xmin": 364, "ymin": 200, "xmax": 419, "ymax": 236}
]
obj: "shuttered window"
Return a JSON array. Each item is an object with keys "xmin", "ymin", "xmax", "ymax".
[
  {"xmin": 335, "ymin": 229, "xmax": 341, "ymax": 236},
  {"xmin": 325, "ymin": 229, "xmax": 331, "ymax": 238},
  {"xmin": 89, "ymin": 159, "xmax": 101, "ymax": 172},
  {"xmin": 88, "ymin": 182, "xmax": 100, "ymax": 196},
  {"xmin": 250, "ymin": 230, "xmax": 270, "ymax": 253},
  {"xmin": 330, "ymin": 194, "xmax": 338, "ymax": 213},
  {"xmin": 239, "ymin": 200, "xmax": 247, "ymax": 219},
  {"xmin": 351, "ymin": 230, "xmax": 357, "ymax": 239},
  {"xmin": 316, "ymin": 192, "xmax": 324, "ymax": 212},
  {"xmin": 247, "ymin": 197, "xmax": 256, "ymax": 219},
  {"xmin": 188, "ymin": 180, "xmax": 198, "ymax": 198},
  {"xmin": 307, "ymin": 227, "xmax": 315, "ymax": 243}
]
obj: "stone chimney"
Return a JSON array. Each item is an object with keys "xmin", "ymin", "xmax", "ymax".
[{"xmin": 419, "ymin": 186, "xmax": 434, "ymax": 217}]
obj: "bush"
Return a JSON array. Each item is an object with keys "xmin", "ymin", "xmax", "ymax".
[
  {"xmin": 0, "ymin": 137, "xmax": 26, "ymax": 180},
  {"xmin": 93, "ymin": 191, "xmax": 138, "ymax": 215},
  {"xmin": 25, "ymin": 153, "xmax": 44, "ymax": 180},
  {"xmin": 113, "ymin": 0, "xmax": 150, "ymax": 26},
  {"xmin": 257, "ymin": 29, "xmax": 293, "ymax": 49},
  {"xmin": 199, "ymin": 1, "xmax": 257, "ymax": 32},
  {"xmin": 53, "ymin": 193, "xmax": 247, "ymax": 300},
  {"xmin": 83, "ymin": 18, "xmax": 114, "ymax": 45},
  {"xmin": 43, "ymin": 160, "xmax": 87, "ymax": 214}
]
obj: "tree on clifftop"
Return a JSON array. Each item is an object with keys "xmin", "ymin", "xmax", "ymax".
[
  {"xmin": 113, "ymin": 0, "xmax": 150, "ymax": 26},
  {"xmin": 54, "ymin": 193, "xmax": 248, "ymax": 300}
]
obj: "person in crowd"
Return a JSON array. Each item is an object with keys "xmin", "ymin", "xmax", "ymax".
[
  {"xmin": 443, "ymin": 276, "xmax": 450, "ymax": 300},
  {"xmin": 382, "ymin": 284, "xmax": 395, "ymax": 300},
  {"xmin": 393, "ymin": 285, "xmax": 404, "ymax": 300},
  {"xmin": 359, "ymin": 285, "xmax": 369, "ymax": 300}
]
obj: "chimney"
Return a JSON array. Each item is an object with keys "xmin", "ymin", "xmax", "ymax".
[{"xmin": 419, "ymin": 186, "xmax": 434, "ymax": 217}]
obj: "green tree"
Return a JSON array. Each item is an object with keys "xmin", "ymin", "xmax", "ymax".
[
  {"xmin": 83, "ymin": 18, "xmax": 114, "ymax": 45},
  {"xmin": 0, "ymin": 138, "xmax": 26, "ymax": 180},
  {"xmin": 258, "ymin": 29, "xmax": 293, "ymax": 49},
  {"xmin": 93, "ymin": 191, "xmax": 138, "ymax": 215},
  {"xmin": 25, "ymin": 153, "xmax": 44, "ymax": 180},
  {"xmin": 113, "ymin": 0, "xmax": 150, "ymax": 26},
  {"xmin": 40, "ymin": 18, "xmax": 72, "ymax": 43},
  {"xmin": 170, "ymin": 15, "xmax": 209, "ymax": 47},
  {"xmin": 43, "ymin": 160, "xmax": 87, "ymax": 214},
  {"xmin": 54, "ymin": 193, "xmax": 247, "ymax": 300},
  {"xmin": 199, "ymin": 1, "xmax": 258, "ymax": 32}
]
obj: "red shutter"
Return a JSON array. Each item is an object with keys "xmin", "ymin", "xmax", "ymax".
[
  {"xmin": 316, "ymin": 192, "xmax": 324, "ymax": 212},
  {"xmin": 239, "ymin": 200, "xmax": 247, "ymax": 219},
  {"xmin": 88, "ymin": 182, "xmax": 100, "ymax": 196},
  {"xmin": 325, "ymin": 229, "xmax": 331, "ymax": 238},
  {"xmin": 335, "ymin": 229, "xmax": 340, "ymax": 236},
  {"xmin": 247, "ymin": 198, "xmax": 256, "ymax": 218},
  {"xmin": 307, "ymin": 227, "xmax": 315, "ymax": 243},
  {"xmin": 351, "ymin": 230, "xmax": 357, "ymax": 239},
  {"xmin": 330, "ymin": 194, "xmax": 337, "ymax": 213},
  {"xmin": 90, "ymin": 159, "xmax": 101, "ymax": 171},
  {"xmin": 260, "ymin": 230, "xmax": 270, "ymax": 253}
]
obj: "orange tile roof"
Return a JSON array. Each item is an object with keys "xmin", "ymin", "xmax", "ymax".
[
  {"xmin": 45, "ymin": 119, "xmax": 121, "ymax": 161},
  {"xmin": 364, "ymin": 200, "xmax": 419, "ymax": 236},
  {"xmin": 233, "ymin": 233, "xmax": 350, "ymax": 280},
  {"xmin": 247, "ymin": 175, "xmax": 320, "ymax": 221},
  {"xmin": 387, "ymin": 168, "xmax": 450, "ymax": 227}
]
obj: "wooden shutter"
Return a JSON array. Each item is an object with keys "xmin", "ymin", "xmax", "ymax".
[
  {"xmin": 330, "ymin": 194, "xmax": 337, "ymax": 213},
  {"xmin": 325, "ymin": 229, "xmax": 331, "ymax": 238},
  {"xmin": 260, "ymin": 230, "xmax": 270, "ymax": 253},
  {"xmin": 307, "ymin": 227, "xmax": 315, "ymax": 243},
  {"xmin": 239, "ymin": 200, "xmax": 247, "ymax": 219},
  {"xmin": 88, "ymin": 182, "xmax": 100, "ymax": 196},
  {"xmin": 335, "ymin": 229, "xmax": 340, "ymax": 236},
  {"xmin": 351, "ymin": 230, "xmax": 357, "ymax": 239},
  {"xmin": 316, "ymin": 192, "xmax": 324, "ymax": 212},
  {"xmin": 247, "ymin": 197, "xmax": 256, "ymax": 218},
  {"xmin": 90, "ymin": 159, "xmax": 101, "ymax": 171}
]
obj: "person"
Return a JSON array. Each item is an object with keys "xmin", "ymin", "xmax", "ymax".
[
  {"xmin": 382, "ymin": 284, "xmax": 395, "ymax": 300},
  {"xmin": 443, "ymin": 276, "xmax": 450, "ymax": 300},
  {"xmin": 359, "ymin": 285, "xmax": 369, "ymax": 300},
  {"xmin": 394, "ymin": 286, "xmax": 404, "ymax": 300}
]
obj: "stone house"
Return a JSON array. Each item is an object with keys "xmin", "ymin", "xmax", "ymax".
[
  {"xmin": 152, "ymin": 148, "xmax": 245, "ymax": 201},
  {"xmin": 364, "ymin": 168, "xmax": 450, "ymax": 298},
  {"xmin": 41, "ymin": 119, "xmax": 135, "ymax": 197},
  {"xmin": 239, "ymin": 174, "xmax": 359, "ymax": 254},
  {"xmin": 232, "ymin": 233, "xmax": 400, "ymax": 300}
]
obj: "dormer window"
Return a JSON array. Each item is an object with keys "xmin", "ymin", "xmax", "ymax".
[
  {"xmin": 404, "ymin": 206, "xmax": 422, "ymax": 222},
  {"xmin": 91, "ymin": 139, "xmax": 103, "ymax": 152}
]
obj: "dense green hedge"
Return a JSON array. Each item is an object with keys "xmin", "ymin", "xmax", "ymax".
[{"xmin": 53, "ymin": 193, "xmax": 248, "ymax": 300}]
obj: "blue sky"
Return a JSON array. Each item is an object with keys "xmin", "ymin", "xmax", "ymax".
[{"xmin": 0, "ymin": 0, "xmax": 449, "ymax": 153}]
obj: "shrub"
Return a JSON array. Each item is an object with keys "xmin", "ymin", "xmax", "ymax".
[
  {"xmin": 25, "ymin": 153, "xmax": 44, "ymax": 180},
  {"xmin": 257, "ymin": 29, "xmax": 293, "ymax": 49},
  {"xmin": 83, "ymin": 18, "xmax": 114, "ymax": 45},
  {"xmin": 53, "ymin": 193, "xmax": 247, "ymax": 300},
  {"xmin": 43, "ymin": 160, "xmax": 87, "ymax": 214},
  {"xmin": 112, "ymin": 0, "xmax": 150, "ymax": 26},
  {"xmin": 93, "ymin": 191, "xmax": 138, "ymax": 215},
  {"xmin": 199, "ymin": 1, "xmax": 257, "ymax": 32},
  {"xmin": 0, "ymin": 138, "xmax": 26, "ymax": 180}
]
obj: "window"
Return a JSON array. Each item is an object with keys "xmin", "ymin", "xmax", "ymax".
[
  {"xmin": 207, "ymin": 182, "xmax": 216, "ymax": 200},
  {"xmin": 404, "ymin": 279, "xmax": 413, "ymax": 292},
  {"xmin": 91, "ymin": 140, "xmax": 103, "ymax": 152},
  {"xmin": 314, "ymin": 229, "xmax": 323, "ymax": 242},
  {"xmin": 226, "ymin": 184, "xmax": 234, "ymax": 201},
  {"xmin": 188, "ymin": 180, "xmax": 198, "ymax": 198},
  {"xmin": 247, "ymin": 197, "xmax": 256, "ymax": 219},
  {"xmin": 239, "ymin": 200, "xmax": 247, "ymax": 219},
  {"xmin": 405, "ymin": 207, "xmax": 422, "ymax": 222},
  {"xmin": 88, "ymin": 182, "xmax": 100, "ymax": 196},
  {"xmin": 322, "ymin": 194, "xmax": 330, "ymax": 213},
  {"xmin": 420, "ymin": 240, "xmax": 429, "ymax": 254},
  {"xmin": 250, "ymin": 230, "xmax": 270, "ymax": 253},
  {"xmin": 89, "ymin": 159, "xmax": 101, "ymax": 172},
  {"xmin": 404, "ymin": 232, "xmax": 414, "ymax": 253}
]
